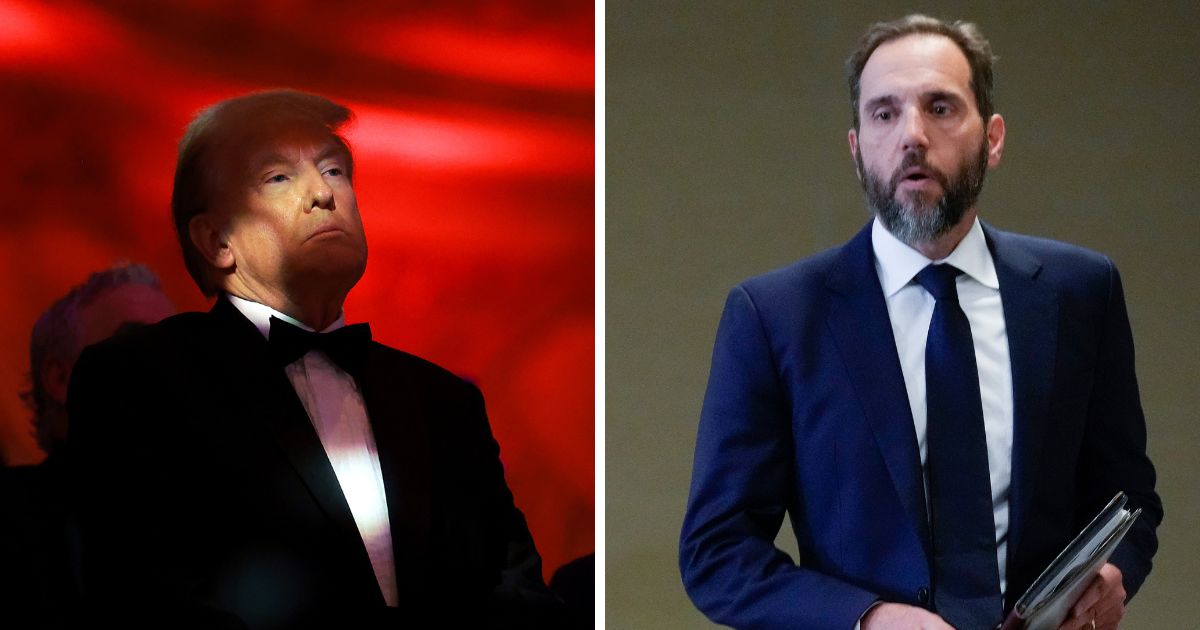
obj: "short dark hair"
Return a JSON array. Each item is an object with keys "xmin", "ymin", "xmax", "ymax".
[
  {"xmin": 171, "ymin": 89, "xmax": 355, "ymax": 296},
  {"xmin": 22, "ymin": 262, "xmax": 162, "ymax": 453},
  {"xmin": 846, "ymin": 14, "xmax": 997, "ymax": 129}
]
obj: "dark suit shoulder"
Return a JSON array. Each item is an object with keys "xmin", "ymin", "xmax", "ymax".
[
  {"xmin": 741, "ymin": 244, "xmax": 844, "ymax": 295},
  {"xmin": 141, "ymin": 310, "xmax": 223, "ymax": 347},
  {"xmin": 78, "ymin": 310, "xmax": 214, "ymax": 363},
  {"xmin": 366, "ymin": 342, "xmax": 476, "ymax": 394},
  {"xmin": 731, "ymin": 225, "xmax": 874, "ymax": 322},
  {"xmin": 66, "ymin": 308, "xmax": 264, "ymax": 445},
  {"xmin": 987, "ymin": 226, "xmax": 1113, "ymax": 269},
  {"xmin": 984, "ymin": 225, "xmax": 1119, "ymax": 299}
]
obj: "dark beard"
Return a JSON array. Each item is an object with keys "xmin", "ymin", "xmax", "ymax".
[{"xmin": 858, "ymin": 136, "xmax": 989, "ymax": 246}]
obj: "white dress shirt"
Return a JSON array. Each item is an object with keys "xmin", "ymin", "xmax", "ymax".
[
  {"xmin": 871, "ymin": 218, "xmax": 1014, "ymax": 595},
  {"xmin": 227, "ymin": 294, "xmax": 399, "ymax": 607}
]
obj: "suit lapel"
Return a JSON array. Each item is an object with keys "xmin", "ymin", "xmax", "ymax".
[
  {"xmin": 357, "ymin": 348, "xmax": 434, "ymax": 595},
  {"xmin": 208, "ymin": 299, "xmax": 374, "ymax": 563},
  {"xmin": 825, "ymin": 224, "xmax": 931, "ymax": 558},
  {"xmin": 983, "ymin": 225, "xmax": 1058, "ymax": 570}
]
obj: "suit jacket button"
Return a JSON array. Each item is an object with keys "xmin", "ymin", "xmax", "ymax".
[{"xmin": 917, "ymin": 586, "xmax": 930, "ymax": 604}]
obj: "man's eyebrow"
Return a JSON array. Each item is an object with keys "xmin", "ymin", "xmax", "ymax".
[
  {"xmin": 250, "ymin": 151, "xmax": 292, "ymax": 174},
  {"xmin": 862, "ymin": 95, "xmax": 899, "ymax": 112},
  {"xmin": 321, "ymin": 142, "xmax": 350, "ymax": 157},
  {"xmin": 315, "ymin": 145, "xmax": 348, "ymax": 163},
  {"xmin": 248, "ymin": 144, "xmax": 347, "ymax": 175},
  {"xmin": 862, "ymin": 91, "xmax": 969, "ymax": 114},
  {"xmin": 924, "ymin": 90, "xmax": 967, "ymax": 104}
]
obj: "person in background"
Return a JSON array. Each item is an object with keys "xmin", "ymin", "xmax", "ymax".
[
  {"xmin": 23, "ymin": 263, "xmax": 177, "ymax": 458},
  {"xmin": 1, "ymin": 262, "xmax": 176, "ymax": 630}
]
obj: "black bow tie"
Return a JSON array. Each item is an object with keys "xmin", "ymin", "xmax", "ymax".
[{"xmin": 267, "ymin": 316, "xmax": 372, "ymax": 377}]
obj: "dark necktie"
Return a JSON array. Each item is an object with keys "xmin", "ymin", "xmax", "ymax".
[
  {"xmin": 267, "ymin": 316, "xmax": 372, "ymax": 378},
  {"xmin": 915, "ymin": 263, "xmax": 1002, "ymax": 628}
]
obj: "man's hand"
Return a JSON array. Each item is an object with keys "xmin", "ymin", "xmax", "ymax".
[
  {"xmin": 862, "ymin": 603, "xmax": 956, "ymax": 630},
  {"xmin": 1059, "ymin": 563, "xmax": 1126, "ymax": 630}
]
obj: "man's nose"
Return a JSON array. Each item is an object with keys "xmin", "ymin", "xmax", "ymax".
[
  {"xmin": 900, "ymin": 108, "xmax": 928, "ymax": 152},
  {"xmin": 309, "ymin": 172, "xmax": 334, "ymax": 210}
]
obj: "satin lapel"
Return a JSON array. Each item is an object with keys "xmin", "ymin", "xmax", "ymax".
[
  {"xmin": 209, "ymin": 299, "xmax": 368, "ymax": 552},
  {"xmin": 983, "ymin": 225, "xmax": 1058, "ymax": 568},
  {"xmin": 356, "ymin": 347, "xmax": 433, "ymax": 596},
  {"xmin": 825, "ymin": 224, "xmax": 931, "ymax": 557}
]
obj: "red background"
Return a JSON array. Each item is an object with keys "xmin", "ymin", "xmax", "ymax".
[{"xmin": 0, "ymin": 0, "xmax": 594, "ymax": 579}]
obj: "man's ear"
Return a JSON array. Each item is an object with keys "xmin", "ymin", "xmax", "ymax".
[
  {"xmin": 848, "ymin": 128, "xmax": 862, "ymax": 182},
  {"xmin": 41, "ymin": 358, "xmax": 70, "ymax": 406},
  {"xmin": 985, "ymin": 113, "xmax": 1006, "ymax": 169},
  {"xmin": 188, "ymin": 213, "xmax": 235, "ymax": 271}
]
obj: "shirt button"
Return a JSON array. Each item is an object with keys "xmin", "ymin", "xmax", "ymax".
[{"xmin": 917, "ymin": 586, "xmax": 930, "ymax": 604}]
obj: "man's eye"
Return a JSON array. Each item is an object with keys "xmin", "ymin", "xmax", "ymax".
[
  {"xmin": 875, "ymin": 111, "xmax": 892, "ymax": 121},
  {"xmin": 266, "ymin": 174, "xmax": 288, "ymax": 183},
  {"xmin": 324, "ymin": 167, "xmax": 343, "ymax": 177},
  {"xmin": 932, "ymin": 104, "xmax": 950, "ymax": 115}
]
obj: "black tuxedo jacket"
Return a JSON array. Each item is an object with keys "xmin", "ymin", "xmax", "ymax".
[{"xmin": 66, "ymin": 297, "xmax": 558, "ymax": 629}]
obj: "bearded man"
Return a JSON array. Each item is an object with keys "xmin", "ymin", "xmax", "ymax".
[{"xmin": 679, "ymin": 15, "xmax": 1160, "ymax": 630}]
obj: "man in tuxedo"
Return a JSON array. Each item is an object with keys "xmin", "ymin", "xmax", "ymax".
[
  {"xmin": 680, "ymin": 15, "xmax": 1161, "ymax": 630},
  {"xmin": 66, "ymin": 90, "xmax": 558, "ymax": 628}
]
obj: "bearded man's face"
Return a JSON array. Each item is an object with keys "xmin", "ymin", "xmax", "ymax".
[{"xmin": 849, "ymin": 33, "xmax": 1003, "ymax": 247}]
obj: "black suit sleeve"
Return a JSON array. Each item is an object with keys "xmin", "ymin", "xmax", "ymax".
[
  {"xmin": 456, "ymin": 383, "xmax": 565, "ymax": 629},
  {"xmin": 1078, "ymin": 260, "xmax": 1161, "ymax": 598}
]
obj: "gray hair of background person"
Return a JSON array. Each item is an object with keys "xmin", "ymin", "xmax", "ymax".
[
  {"xmin": 20, "ymin": 262, "xmax": 162, "ymax": 453},
  {"xmin": 845, "ymin": 14, "xmax": 997, "ymax": 129}
]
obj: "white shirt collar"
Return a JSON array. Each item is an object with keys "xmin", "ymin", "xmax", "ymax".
[
  {"xmin": 225, "ymin": 294, "xmax": 345, "ymax": 339},
  {"xmin": 871, "ymin": 216, "xmax": 999, "ymax": 297}
]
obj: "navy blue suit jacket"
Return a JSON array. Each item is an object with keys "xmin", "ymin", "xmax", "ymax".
[{"xmin": 680, "ymin": 222, "xmax": 1161, "ymax": 629}]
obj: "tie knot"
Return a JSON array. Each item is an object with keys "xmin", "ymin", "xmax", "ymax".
[{"xmin": 914, "ymin": 264, "xmax": 963, "ymax": 301}]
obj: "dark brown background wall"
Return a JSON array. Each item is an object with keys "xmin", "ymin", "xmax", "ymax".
[{"xmin": 607, "ymin": 2, "xmax": 1199, "ymax": 626}]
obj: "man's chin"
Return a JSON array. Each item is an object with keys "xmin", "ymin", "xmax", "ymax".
[
  {"xmin": 303, "ymin": 234, "xmax": 367, "ymax": 267},
  {"xmin": 287, "ymin": 250, "xmax": 368, "ymax": 292},
  {"xmin": 894, "ymin": 189, "xmax": 942, "ymax": 212}
]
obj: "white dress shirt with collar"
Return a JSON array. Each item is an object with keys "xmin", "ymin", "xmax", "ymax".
[
  {"xmin": 226, "ymin": 294, "xmax": 399, "ymax": 607},
  {"xmin": 870, "ymin": 217, "xmax": 1014, "ymax": 597}
]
